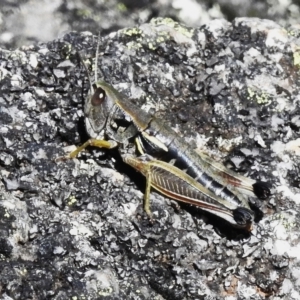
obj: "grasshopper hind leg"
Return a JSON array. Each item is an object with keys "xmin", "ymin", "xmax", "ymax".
[
  {"xmin": 143, "ymin": 166, "xmax": 154, "ymax": 221},
  {"xmin": 252, "ymin": 181, "xmax": 271, "ymax": 200},
  {"xmin": 122, "ymin": 154, "xmax": 155, "ymax": 221}
]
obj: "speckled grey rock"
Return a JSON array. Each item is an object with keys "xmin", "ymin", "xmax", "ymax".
[
  {"xmin": 0, "ymin": 17, "xmax": 299, "ymax": 299},
  {"xmin": 2, "ymin": 0, "xmax": 300, "ymax": 50}
]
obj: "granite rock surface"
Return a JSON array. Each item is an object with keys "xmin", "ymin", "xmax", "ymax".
[{"xmin": 0, "ymin": 17, "xmax": 300, "ymax": 299}]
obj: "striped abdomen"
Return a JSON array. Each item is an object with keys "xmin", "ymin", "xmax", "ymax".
[{"xmin": 141, "ymin": 118, "xmax": 251, "ymax": 210}]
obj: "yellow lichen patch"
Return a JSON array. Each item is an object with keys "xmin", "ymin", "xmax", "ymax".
[
  {"xmin": 3, "ymin": 207, "xmax": 10, "ymax": 218},
  {"xmin": 156, "ymin": 36, "xmax": 165, "ymax": 44},
  {"xmin": 98, "ymin": 287, "xmax": 114, "ymax": 297},
  {"xmin": 117, "ymin": 2, "xmax": 127, "ymax": 12},
  {"xmin": 287, "ymin": 25, "xmax": 300, "ymax": 38},
  {"xmin": 247, "ymin": 87, "xmax": 272, "ymax": 105},
  {"xmin": 121, "ymin": 27, "xmax": 144, "ymax": 50},
  {"xmin": 68, "ymin": 195, "xmax": 77, "ymax": 206},
  {"xmin": 150, "ymin": 17, "xmax": 194, "ymax": 38},
  {"xmin": 125, "ymin": 41, "xmax": 142, "ymax": 50},
  {"xmin": 148, "ymin": 42, "xmax": 155, "ymax": 50},
  {"xmin": 289, "ymin": 43, "xmax": 300, "ymax": 67},
  {"xmin": 293, "ymin": 49, "xmax": 300, "ymax": 67},
  {"xmin": 122, "ymin": 27, "xmax": 143, "ymax": 37},
  {"xmin": 76, "ymin": 8, "xmax": 92, "ymax": 18},
  {"xmin": 269, "ymin": 212, "xmax": 296, "ymax": 231},
  {"xmin": 121, "ymin": 18, "xmax": 194, "ymax": 51},
  {"xmin": 61, "ymin": 43, "xmax": 72, "ymax": 60}
]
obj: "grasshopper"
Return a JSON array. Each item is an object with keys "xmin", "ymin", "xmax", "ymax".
[
  {"xmin": 122, "ymin": 154, "xmax": 254, "ymax": 230},
  {"xmin": 68, "ymin": 43, "xmax": 270, "ymax": 229}
]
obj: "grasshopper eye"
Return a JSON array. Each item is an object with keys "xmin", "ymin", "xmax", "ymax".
[{"xmin": 91, "ymin": 87, "xmax": 106, "ymax": 106}]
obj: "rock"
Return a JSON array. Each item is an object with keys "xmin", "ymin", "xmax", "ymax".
[{"xmin": 0, "ymin": 16, "xmax": 299, "ymax": 299}]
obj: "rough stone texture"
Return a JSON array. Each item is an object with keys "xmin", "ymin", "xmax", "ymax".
[
  {"xmin": 1, "ymin": 0, "xmax": 300, "ymax": 49},
  {"xmin": 0, "ymin": 16, "xmax": 300, "ymax": 299}
]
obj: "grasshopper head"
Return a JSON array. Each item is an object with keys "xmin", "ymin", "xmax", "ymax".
[{"xmin": 84, "ymin": 80, "xmax": 120, "ymax": 139}]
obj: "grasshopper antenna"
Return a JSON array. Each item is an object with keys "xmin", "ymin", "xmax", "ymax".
[
  {"xmin": 77, "ymin": 32, "xmax": 101, "ymax": 96},
  {"xmin": 78, "ymin": 48, "xmax": 94, "ymax": 96},
  {"xmin": 94, "ymin": 32, "xmax": 101, "ymax": 84}
]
